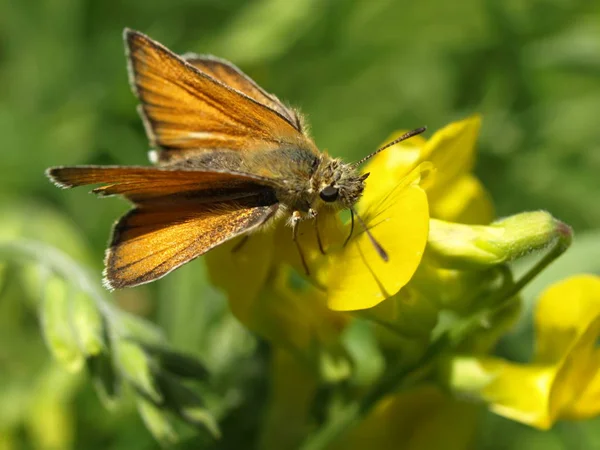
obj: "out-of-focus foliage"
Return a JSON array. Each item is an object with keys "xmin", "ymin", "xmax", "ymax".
[{"xmin": 0, "ymin": 0, "xmax": 599, "ymax": 449}]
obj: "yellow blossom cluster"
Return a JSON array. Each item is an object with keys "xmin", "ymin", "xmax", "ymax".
[{"xmin": 205, "ymin": 116, "xmax": 597, "ymax": 449}]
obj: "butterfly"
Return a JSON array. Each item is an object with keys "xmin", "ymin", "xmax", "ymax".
[{"xmin": 46, "ymin": 28, "xmax": 425, "ymax": 290}]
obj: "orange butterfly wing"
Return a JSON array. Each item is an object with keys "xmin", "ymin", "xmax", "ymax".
[
  {"xmin": 46, "ymin": 165, "xmax": 276, "ymax": 204},
  {"xmin": 125, "ymin": 29, "xmax": 316, "ymax": 163},
  {"xmin": 182, "ymin": 54, "xmax": 304, "ymax": 132},
  {"xmin": 105, "ymin": 200, "xmax": 278, "ymax": 289},
  {"xmin": 47, "ymin": 165, "xmax": 279, "ymax": 288}
]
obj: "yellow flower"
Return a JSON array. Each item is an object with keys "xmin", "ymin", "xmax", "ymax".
[
  {"xmin": 368, "ymin": 115, "xmax": 493, "ymax": 224},
  {"xmin": 208, "ymin": 117, "xmax": 504, "ymax": 353},
  {"xmin": 209, "ymin": 117, "xmax": 498, "ymax": 317},
  {"xmin": 449, "ymin": 274, "xmax": 600, "ymax": 429},
  {"xmin": 361, "ymin": 116, "xmax": 499, "ymax": 350}
]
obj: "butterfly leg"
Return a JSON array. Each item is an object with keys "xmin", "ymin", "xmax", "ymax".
[
  {"xmin": 343, "ymin": 208, "xmax": 355, "ymax": 247},
  {"xmin": 291, "ymin": 210, "xmax": 310, "ymax": 276},
  {"xmin": 311, "ymin": 209, "xmax": 326, "ymax": 255}
]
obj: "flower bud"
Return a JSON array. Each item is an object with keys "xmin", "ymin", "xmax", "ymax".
[{"xmin": 427, "ymin": 211, "xmax": 571, "ymax": 269}]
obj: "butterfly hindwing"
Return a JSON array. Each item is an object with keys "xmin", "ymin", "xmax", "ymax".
[{"xmin": 105, "ymin": 200, "xmax": 278, "ymax": 289}]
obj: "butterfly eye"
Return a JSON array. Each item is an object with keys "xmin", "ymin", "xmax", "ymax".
[{"xmin": 319, "ymin": 185, "xmax": 339, "ymax": 203}]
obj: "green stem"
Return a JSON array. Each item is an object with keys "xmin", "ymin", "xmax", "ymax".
[{"xmin": 355, "ymin": 309, "xmax": 416, "ymax": 339}]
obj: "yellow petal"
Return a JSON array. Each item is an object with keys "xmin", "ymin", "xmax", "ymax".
[
  {"xmin": 534, "ymin": 274, "xmax": 600, "ymax": 363},
  {"xmin": 204, "ymin": 230, "xmax": 275, "ymax": 325},
  {"xmin": 481, "ymin": 359, "xmax": 557, "ymax": 429},
  {"xmin": 430, "ymin": 174, "xmax": 494, "ymax": 225},
  {"xmin": 548, "ymin": 315, "xmax": 600, "ymax": 419},
  {"xmin": 325, "ymin": 183, "xmax": 429, "ymax": 311},
  {"xmin": 472, "ymin": 314, "xmax": 600, "ymax": 429},
  {"xmin": 565, "ymin": 361, "xmax": 600, "ymax": 419},
  {"xmin": 362, "ymin": 116, "xmax": 485, "ymax": 224},
  {"xmin": 424, "ymin": 115, "xmax": 481, "ymax": 197},
  {"xmin": 359, "ymin": 132, "xmax": 425, "ymax": 211}
]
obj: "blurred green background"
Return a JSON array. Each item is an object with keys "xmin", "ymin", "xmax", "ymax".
[{"xmin": 1, "ymin": 0, "xmax": 599, "ymax": 449}]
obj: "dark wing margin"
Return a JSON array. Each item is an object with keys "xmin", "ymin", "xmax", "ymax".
[{"xmin": 104, "ymin": 200, "xmax": 278, "ymax": 289}]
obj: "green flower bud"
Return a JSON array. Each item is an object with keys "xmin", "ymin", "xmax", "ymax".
[{"xmin": 427, "ymin": 211, "xmax": 570, "ymax": 269}]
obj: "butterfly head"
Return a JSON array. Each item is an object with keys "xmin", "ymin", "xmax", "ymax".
[
  {"xmin": 310, "ymin": 128, "xmax": 427, "ymax": 213},
  {"xmin": 312, "ymin": 157, "xmax": 370, "ymax": 210}
]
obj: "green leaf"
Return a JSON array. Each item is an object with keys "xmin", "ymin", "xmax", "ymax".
[
  {"xmin": 114, "ymin": 339, "xmax": 162, "ymax": 404},
  {"xmin": 87, "ymin": 352, "xmax": 121, "ymax": 408},
  {"xmin": 155, "ymin": 372, "xmax": 220, "ymax": 439},
  {"xmin": 140, "ymin": 343, "xmax": 210, "ymax": 380},
  {"xmin": 136, "ymin": 398, "xmax": 178, "ymax": 446},
  {"xmin": 39, "ymin": 272, "xmax": 84, "ymax": 372},
  {"xmin": 72, "ymin": 290, "xmax": 105, "ymax": 357}
]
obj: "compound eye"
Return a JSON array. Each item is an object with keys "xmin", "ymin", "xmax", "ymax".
[{"xmin": 319, "ymin": 185, "xmax": 339, "ymax": 202}]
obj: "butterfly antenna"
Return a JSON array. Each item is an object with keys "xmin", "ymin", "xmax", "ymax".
[
  {"xmin": 350, "ymin": 207, "xmax": 388, "ymax": 262},
  {"xmin": 352, "ymin": 127, "xmax": 427, "ymax": 168}
]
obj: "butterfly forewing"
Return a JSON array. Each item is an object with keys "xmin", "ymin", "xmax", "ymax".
[
  {"xmin": 46, "ymin": 165, "xmax": 276, "ymax": 204},
  {"xmin": 105, "ymin": 200, "xmax": 278, "ymax": 289},
  {"xmin": 125, "ymin": 29, "xmax": 315, "ymax": 163},
  {"xmin": 182, "ymin": 54, "xmax": 303, "ymax": 131}
]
